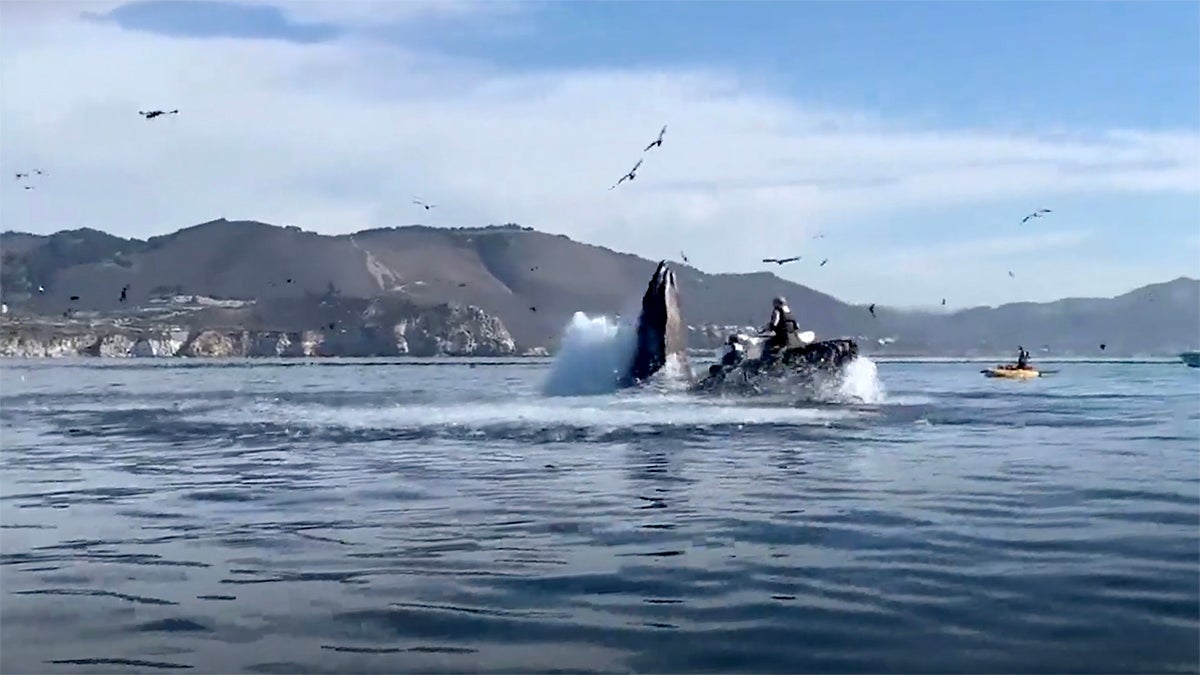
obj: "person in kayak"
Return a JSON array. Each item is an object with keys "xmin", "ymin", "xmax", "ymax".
[
  {"xmin": 1016, "ymin": 345, "xmax": 1031, "ymax": 369},
  {"xmin": 719, "ymin": 333, "xmax": 747, "ymax": 369},
  {"xmin": 759, "ymin": 296, "xmax": 800, "ymax": 364}
]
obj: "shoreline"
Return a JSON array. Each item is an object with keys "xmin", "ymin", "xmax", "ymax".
[{"xmin": 1, "ymin": 355, "xmax": 1190, "ymax": 365}]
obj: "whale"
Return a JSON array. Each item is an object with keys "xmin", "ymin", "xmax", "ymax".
[
  {"xmin": 616, "ymin": 260, "xmax": 858, "ymax": 391},
  {"xmin": 617, "ymin": 260, "xmax": 690, "ymax": 387}
]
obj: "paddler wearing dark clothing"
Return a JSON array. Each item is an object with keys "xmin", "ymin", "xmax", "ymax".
[
  {"xmin": 760, "ymin": 296, "xmax": 799, "ymax": 362},
  {"xmin": 1016, "ymin": 345, "xmax": 1030, "ymax": 369}
]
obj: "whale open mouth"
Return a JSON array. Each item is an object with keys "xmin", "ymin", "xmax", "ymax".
[{"xmin": 620, "ymin": 260, "xmax": 689, "ymax": 386}]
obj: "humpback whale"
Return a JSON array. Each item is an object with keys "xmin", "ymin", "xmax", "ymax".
[
  {"xmin": 617, "ymin": 260, "xmax": 859, "ymax": 391},
  {"xmin": 618, "ymin": 260, "xmax": 690, "ymax": 387}
]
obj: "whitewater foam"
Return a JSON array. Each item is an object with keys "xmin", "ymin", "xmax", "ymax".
[
  {"xmin": 541, "ymin": 312, "xmax": 637, "ymax": 396},
  {"xmin": 182, "ymin": 395, "xmax": 852, "ymax": 433},
  {"xmin": 835, "ymin": 356, "xmax": 887, "ymax": 404}
]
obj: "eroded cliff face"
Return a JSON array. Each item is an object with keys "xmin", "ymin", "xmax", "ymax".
[{"xmin": 0, "ymin": 302, "xmax": 517, "ymax": 358}]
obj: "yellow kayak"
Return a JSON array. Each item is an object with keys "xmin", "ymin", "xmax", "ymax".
[{"xmin": 982, "ymin": 366, "xmax": 1040, "ymax": 379}]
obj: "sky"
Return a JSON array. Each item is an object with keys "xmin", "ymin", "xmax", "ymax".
[{"xmin": 1, "ymin": 0, "xmax": 1197, "ymax": 309}]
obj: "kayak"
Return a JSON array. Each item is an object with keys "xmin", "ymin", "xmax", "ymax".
[{"xmin": 982, "ymin": 366, "xmax": 1040, "ymax": 379}]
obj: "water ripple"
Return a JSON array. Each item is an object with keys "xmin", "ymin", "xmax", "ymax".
[{"xmin": 1, "ymin": 359, "xmax": 1196, "ymax": 674}]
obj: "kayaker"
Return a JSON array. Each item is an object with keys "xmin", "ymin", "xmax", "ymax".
[
  {"xmin": 719, "ymin": 334, "xmax": 746, "ymax": 368},
  {"xmin": 1016, "ymin": 345, "xmax": 1030, "ymax": 369},
  {"xmin": 759, "ymin": 296, "xmax": 800, "ymax": 364}
]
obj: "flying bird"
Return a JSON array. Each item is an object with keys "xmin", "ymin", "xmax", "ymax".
[
  {"xmin": 412, "ymin": 198, "xmax": 436, "ymax": 210},
  {"xmin": 15, "ymin": 172, "xmax": 28, "ymax": 180},
  {"xmin": 1008, "ymin": 270, "xmax": 1015, "ymax": 278},
  {"xmin": 610, "ymin": 158, "xmax": 643, "ymax": 189},
  {"xmin": 680, "ymin": 251, "xmax": 689, "ymax": 263},
  {"xmin": 762, "ymin": 256, "xmax": 800, "ymax": 265},
  {"xmin": 941, "ymin": 298, "xmax": 946, "ymax": 306},
  {"xmin": 23, "ymin": 185, "xmax": 34, "ymax": 190},
  {"xmin": 868, "ymin": 303, "xmax": 876, "ymax": 318},
  {"xmin": 643, "ymin": 125, "xmax": 667, "ymax": 152},
  {"xmin": 138, "ymin": 109, "xmax": 179, "ymax": 119},
  {"xmin": 819, "ymin": 258, "xmax": 828, "ymax": 267},
  {"xmin": 1021, "ymin": 208, "xmax": 1052, "ymax": 224},
  {"xmin": 119, "ymin": 284, "xmax": 129, "ymax": 303}
]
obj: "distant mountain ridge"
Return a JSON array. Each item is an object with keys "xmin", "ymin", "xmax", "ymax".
[{"xmin": 2, "ymin": 219, "xmax": 1197, "ymax": 356}]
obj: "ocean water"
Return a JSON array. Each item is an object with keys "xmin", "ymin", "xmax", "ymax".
[{"xmin": 1, "ymin": 356, "xmax": 1197, "ymax": 674}]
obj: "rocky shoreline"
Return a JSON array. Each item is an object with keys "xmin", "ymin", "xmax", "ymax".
[{"xmin": 0, "ymin": 301, "xmax": 526, "ymax": 359}]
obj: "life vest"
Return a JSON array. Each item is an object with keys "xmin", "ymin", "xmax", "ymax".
[{"xmin": 771, "ymin": 306, "xmax": 798, "ymax": 343}]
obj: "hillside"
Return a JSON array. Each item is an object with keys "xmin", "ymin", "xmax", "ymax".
[{"xmin": 2, "ymin": 219, "xmax": 1197, "ymax": 356}]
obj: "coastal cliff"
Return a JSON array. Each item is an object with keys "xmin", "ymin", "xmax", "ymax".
[{"xmin": 0, "ymin": 298, "xmax": 517, "ymax": 358}]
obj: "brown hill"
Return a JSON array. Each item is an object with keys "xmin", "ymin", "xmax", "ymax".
[{"xmin": 2, "ymin": 219, "xmax": 1196, "ymax": 356}]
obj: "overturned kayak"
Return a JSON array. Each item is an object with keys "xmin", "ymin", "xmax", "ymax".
[{"xmin": 982, "ymin": 366, "xmax": 1040, "ymax": 379}]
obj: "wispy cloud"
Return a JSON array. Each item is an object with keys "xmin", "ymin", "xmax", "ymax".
[{"xmin": 1, "ymin": 1, "xmax": 1196, "ymax": 308}]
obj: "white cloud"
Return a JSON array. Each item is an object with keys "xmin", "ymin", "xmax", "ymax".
[
  {"xmin": 1, "ymin": 5, "xmax": 1197, "ymax": 308},
  {"xmin": 248, "ymin": 0, "xmax": 523, "ymax": 26},
  {"xmin": 0, "ymin": 1, "xmax": 126, "ymax": 25}
]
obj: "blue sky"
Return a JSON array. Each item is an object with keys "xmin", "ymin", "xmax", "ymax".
[
  {"xmin": 97, "ymin": 0, "xmax": 1199, "ymax": 131},
  {"xmin": 2, "ymin": 0, "xmax": 1197, "ymax": 308}
]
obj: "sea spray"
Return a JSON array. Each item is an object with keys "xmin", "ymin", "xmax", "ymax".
[
  {"xmin": 835, "ymin": 356, "xmax": 887, "ymax": 404},
  {"xmin": 542, "ymin": 312, "xmax": 638, "ymax": 396}
]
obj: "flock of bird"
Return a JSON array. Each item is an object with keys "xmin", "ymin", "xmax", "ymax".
[
  {"xmin": 13, "ymin": 169, "xmax": 47, "ymax": 191},
  {"xmin": 608, "ymin": 124, "xmax": 667, "ymax": 190},
  {"xmin": 15, "ymin": 107, "xmax": 1062, "ymax": 326}
]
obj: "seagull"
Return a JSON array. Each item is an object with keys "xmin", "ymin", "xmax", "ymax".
[
  {"xmin": 15, "ymin": 172, "xmax": 28, "ymax": 180},
  {"xmin": 412, "ymin": 198, "xmax": 436, "ymax": 210},
  {"xmin": 941, "ymin": 298, "xmax": 946, "ymax": 306},
  {"xmin": 119, "ymin": 284, "xmax": 129, "ymax": 303},
  {"xmin": 868, "ymin": 303, "xmax": 876, "ymax": 317},
  {"xmin": 1008, "ymin": 270, "xmax": 1015, "ymax": 278},
  {"xmin": 643, "ymin": 125, "xmax": 667, "ymax": 152},
  {"xmin": 680, "ymin": 251, "xmax": 689, "ymax": 263},
  {"xmin": 1021, "ymin": 208, "xmax": 1052, "ymax": 224},
  {"xmin": 819, "ymin": 258, "xmax": 828, "ymax": 267},
  {"xmin": 762, "ymin": 256, "xmax": 800, "ymax": 265},
  {"xmin": 138, "ymin": 109, "xmax": 179, "ymax": 119},
  {"xmin": 610, "ymin": 158, "xmax": 643, "ymax": 189}
]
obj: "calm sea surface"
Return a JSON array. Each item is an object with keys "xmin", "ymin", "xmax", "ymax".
[{"xmin": 1, "ymin": 357, "xmax": 1197, "ymax": 674}]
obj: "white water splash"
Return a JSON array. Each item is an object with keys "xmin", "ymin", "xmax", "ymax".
[
  {"xmin": 835, "ymin": 356, "xmax": 887, "ymax": 404},
  {"xmin": 541, "ymin": 312, "xmax": 637, "ymax": 396},
  {"xmin": 649, "ymin": 352, "xmax": 695, "ymax": 393}
]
